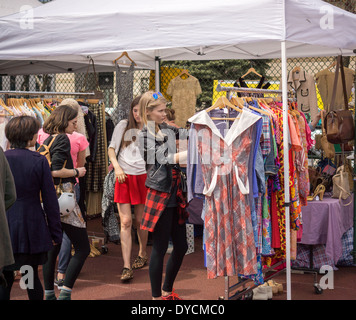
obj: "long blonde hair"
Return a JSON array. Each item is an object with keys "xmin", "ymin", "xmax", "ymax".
[{"xmin": 139, "ymin": 91, "xmax": 167, "ymax": 135}]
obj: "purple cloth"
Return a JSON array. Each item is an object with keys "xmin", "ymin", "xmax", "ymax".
[
  {"xmin": 187, "ymin": 197, "xmax": 204, "ymax": 225},
  {"xmin": 300, "ymin": 196, "xmax": 354, "ymax": 264}
]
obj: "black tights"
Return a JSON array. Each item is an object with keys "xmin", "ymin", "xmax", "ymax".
[
  {"xmin": 42, "ymin": 223, "xmax": 90, "ymax": 290},
  {"xmin": 0, "ymin": 266, "xmax": 43, "ymax": 300},
  {"xmin": 149, "ymin": 207, "xmax": 188, "ymax": 298}
]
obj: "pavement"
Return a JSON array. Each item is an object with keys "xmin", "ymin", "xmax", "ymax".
[{"xmin": 8, "ymin": 216, "xmax": 356, "ymax": 301}]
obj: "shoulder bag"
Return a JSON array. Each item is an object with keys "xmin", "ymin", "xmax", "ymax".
[
  {"xmin": 324, "ymin": 55, "xmax": 355, "ymax": 144},
  {"xmin": 320, "ymin": 109, "xmax": 335, "ymax": 159},
  {"xmin": 332, "ymin": 165, "xmax": 353, "ymax": 205}
]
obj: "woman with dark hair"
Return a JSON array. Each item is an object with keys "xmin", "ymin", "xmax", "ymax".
[
  {"xmin": 0, "ymin": 116, "xmax": 62, "ymax": 300},
  {"xmin": 39, "ymin": 105, "xmax": 90, "ymax": 300},
  {"xmin": 108, "ymin": 95, "xmax": 149, "ymax": 281}
]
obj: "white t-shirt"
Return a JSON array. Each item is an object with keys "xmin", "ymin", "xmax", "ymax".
[{"xmin": 108, "ymin": 120, "xmax": 146, "ymax": 175}]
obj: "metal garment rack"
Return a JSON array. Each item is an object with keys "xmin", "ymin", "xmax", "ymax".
[
  {"xmin": 216, "ymin": 83, "xmax": 283, "ymax": 96},
  {"xmin": 216, "ymin": 84, "xmax": 291, "ymax": 300},
  {"xmin": 0, "ymin": 90, "xmax": 96, "ymax": 102}
]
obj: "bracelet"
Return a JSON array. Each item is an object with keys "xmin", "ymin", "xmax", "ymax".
[{"xmin": 74, "ymin": 168, "xmax": 79, "ymax": 177}]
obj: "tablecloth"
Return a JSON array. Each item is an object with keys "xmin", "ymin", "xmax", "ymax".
[{"xmin": 300, "ymin": 195, "xmax": 354, "ymax": 264}]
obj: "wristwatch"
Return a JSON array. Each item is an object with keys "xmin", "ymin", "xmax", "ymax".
[{"xmin": 74, "ymin": 168, "xmax": 79, "ymax": 177}]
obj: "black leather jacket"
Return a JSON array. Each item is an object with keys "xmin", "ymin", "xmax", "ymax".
[{"xmin": 139, "ymin": 123, "xmax": 188, "ymax": 193}]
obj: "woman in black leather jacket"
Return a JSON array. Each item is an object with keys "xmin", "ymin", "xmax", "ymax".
[{"xmin": 138, "ymin": 91, "xmax": 189, "ymax": 300}]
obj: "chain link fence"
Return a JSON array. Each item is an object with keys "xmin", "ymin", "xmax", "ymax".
[{"xmin": 1, "ymin": 57, "xmax": 354, "ymax": 125}]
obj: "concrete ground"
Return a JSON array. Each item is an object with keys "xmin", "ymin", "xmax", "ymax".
[{"xmin": 8, "ymin": 217, "xmax": 356, "ymax": 301}]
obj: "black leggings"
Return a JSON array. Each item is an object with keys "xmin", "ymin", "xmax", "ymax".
[
  {"xmin": 42, "ymin": 223, "xmax": 90, "ymax": 290},
  {"xmin": 149, "ymin": 207, "xmax": 188, "ymax": 298},
  {"xmin": 0, "ymin": 266, "xmax": 43, "ymax": 300}
]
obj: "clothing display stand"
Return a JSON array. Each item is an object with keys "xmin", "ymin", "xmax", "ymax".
[
  {"xmin": 1, "ymin": 89, "xmax": 108, "ymax": 218},
  {"xmin": 0, "ymin": 90, "xmax": 95, "ymax": 102},
  {"xmin": 216, "ymin": 84, "xmax": 295, "ymax": 300}
]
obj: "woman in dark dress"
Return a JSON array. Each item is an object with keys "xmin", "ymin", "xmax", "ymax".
[
  {"xmin": 40, "ymin": 105, "xmax": 89, "ymax": 300},
  {"xmin": 0, "ymin": 116, "xmax": 62, "ymax": 300}
]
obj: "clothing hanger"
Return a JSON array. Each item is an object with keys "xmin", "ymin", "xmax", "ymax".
[
  {"xmin": 327, "ymin": 58, "xmax": 337, "ymax": 70},
  {"xmin": 263, "ymin": 97, "xmax": 274, "ymax": 104},
  {"xmin": 205, "ymin": 96, "xmax": 242, "ymax": 120},
  {"xmin": 246, "ymin": 99, "xmax": 271, "ymax": 116},
  {"xmin": 242, "ymin": 97, "xmax": 270, "ymax": 116},
  {"xmin": 205, "ymin": 96, "xmax": 242, "ymax": 113},
  {"xmin": 178, "ymin": 69, "xmax": 190, "ymax": 79},
  {"xmin": 241, "ymin": 67, "xmax": 262, "ymax": 79},
  {"xmin": 112, "ymin": 51, "xmax": 137, "ymax": 66},
  {"xmin": 0, "ymin": 98, "xmax": 14, "ymax": 116},
  {"xmin": 230, "ymin": 96, "xmax": 244, "ymax": 108}
]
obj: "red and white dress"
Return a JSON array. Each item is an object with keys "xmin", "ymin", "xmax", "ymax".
[{"xmin": 189, "ymin": 109, "xmax": 261, "ymax": 279}]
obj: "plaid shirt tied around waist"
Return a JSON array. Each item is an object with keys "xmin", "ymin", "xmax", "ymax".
[{"xmin": 141, "ymin": 169, "xmax": 189, "ymax": 232}]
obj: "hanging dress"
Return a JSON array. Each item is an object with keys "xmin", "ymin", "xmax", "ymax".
[
  {"xmin": 188, "ymin": 109, "xmax": 261, "ymax": 279},
  {"xmin": 112, "ymin": 62, "xmax": 135, "ymax": 126}
]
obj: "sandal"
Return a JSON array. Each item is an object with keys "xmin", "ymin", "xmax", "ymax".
[
  {"xmin": 307, "ymin": 184, "xmax": 325, "ymax": 201},
  {"xmin": 132, "ymin": 255, "xmax": 148, "ymax": 269},
  {"xmin": 121, "ymin": 268, "xmax": 133, "ymax": 281}
]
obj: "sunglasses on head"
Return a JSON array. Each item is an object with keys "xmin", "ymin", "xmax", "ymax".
[{"xmin": 152, "ymin": 92, "xmax": 163, "ymax": 100}]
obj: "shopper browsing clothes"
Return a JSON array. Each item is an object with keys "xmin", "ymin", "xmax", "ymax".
[
  {"xmin": 0, "ymin": 146, "xmax": 16, "ymax": 290},
  {"xmin": 0, "ymin": 116, "xmax": 62, "ymax": 300},
  {"xmin": 108, "ymin": 95, "xmax": 149, "ymax": 281},
  {"xmin": 37, "ymin": 98, "xmax": 89, "ymax": 289},
  {"xmin": 138, "ymin": 91, "xmax": 189, "ymax": 300},
  {"xmin": 39, "ymin": 105, "xmax": 90, "ymax": 300}
]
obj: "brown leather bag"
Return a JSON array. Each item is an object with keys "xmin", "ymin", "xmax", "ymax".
[
  {"xmin": 320, "ymin": 109, "xmax": 335, "ymax": 159},
  {"xmin": 324, "ymin": 55, "xmax": 354, "ymax": 144}
]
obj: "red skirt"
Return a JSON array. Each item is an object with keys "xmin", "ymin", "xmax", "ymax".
[{"xmin": 114, "ymin": 173, "xmax": 148, "ymax": 205}]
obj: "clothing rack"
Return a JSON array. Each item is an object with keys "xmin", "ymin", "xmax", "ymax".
[
  {"xmin": 217, "ymin": 84, "xmax": 292, "ymax": 300},
  {"xmin": 224, "ymin": 260, "xmax": 286, "ymax": 300},
  {"xmin": 216, "ymin": 83, "xmax": 283, "ymax": 95},
  {"xmin": 0, "ymin": 90, "xmax": 95, "ymax": 98}
]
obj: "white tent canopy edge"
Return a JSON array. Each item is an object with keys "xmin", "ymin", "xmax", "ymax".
[{"xmin": 0, "ymin": 0, "xmax": 356, "ymax": 74}]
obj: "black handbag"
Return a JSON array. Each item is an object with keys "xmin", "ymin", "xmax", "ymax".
[{"xmin": 179, "ymin": 169, "xmax": 187, "ymax": 193}]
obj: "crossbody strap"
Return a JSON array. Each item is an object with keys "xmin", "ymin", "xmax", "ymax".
[
  {"xmin": 329, "ymin": 55, "xmax": 341, "ymax": 110},
  {"xmin": 339, "ymin": 56, "xmax": 349, "ymax": 110},
  {"xmin": 330, "ymin": 55, "xmax": 348, "ymax": 111}
]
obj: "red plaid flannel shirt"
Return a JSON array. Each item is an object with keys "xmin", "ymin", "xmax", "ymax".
[{"xmin": 141, "ymin": 169, "xmax": 188, "ymax": 232}]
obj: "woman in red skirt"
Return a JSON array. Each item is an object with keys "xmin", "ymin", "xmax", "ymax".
[{"xmin": 108, "ymin": 95, "xmax": 148, "ymax": 281}]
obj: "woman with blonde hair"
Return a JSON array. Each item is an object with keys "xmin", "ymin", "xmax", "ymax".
[{"xmin": 138, "ymin": 91, "xmax": 189, "ymax": 300}]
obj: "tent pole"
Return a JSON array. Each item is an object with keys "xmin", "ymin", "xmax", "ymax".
[
  {"xmin": 155, "ymin": 56, "xmax": 161, "ymax": 91},
  {"xmin": 353, "ymin": 68, "xmax": 356, "ymax": 265},
  {"xmin": 281, "ymin": 40, "xmax": 292, "ymax": 300}
]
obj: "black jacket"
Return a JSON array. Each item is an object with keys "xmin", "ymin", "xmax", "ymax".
[{"xmin": 139, "ymin": 123, "xmax": 188, "ymax": 193}]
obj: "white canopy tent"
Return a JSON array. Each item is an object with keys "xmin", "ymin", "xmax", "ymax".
[
  {"xmin": 0, "ymin": 0, "xmax": 356, "ymax": 74},
  {"xmin": 0, "ymin": 0, "xmax": 42, "ymax": 18},
  {"xmin": 1, "ymin": 0, "xmax": 356, "ymax": 300}
]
